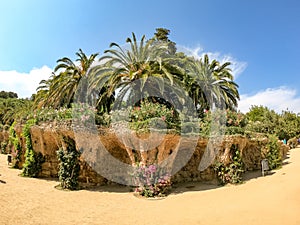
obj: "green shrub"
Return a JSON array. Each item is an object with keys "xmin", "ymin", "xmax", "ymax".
[
  {"xmin": 112, "ymin": 100, "xmax": 180, "ymax": 133},
  {"xmin": 95, "ymin": 113, "xmax": 111, "ymax": 127},
  {"xmin": 132, "ymin": 163, "xmax": 171, "ymax": 197},
  {"xmin": 1, "ymin": 141, "xmax": 8, "ymax": 154},
  {"xmin": 72, "ymin": 103, "xmax": 95, "ymax": 126},
  {"xmin": 9, "ymin": 122, "xmax": 22, "ymax": 168},
  {"xmin": 34, "ymin": 107, "xmax": 73, "ymax": 123},
  {"xmin": 57, "ymin": 137, "xmax": 81, "ymax": 190},
  {"xmin": 22, "ymin": 119, "xmax": 45, "ymax": 177},
  {"xmin": 214, "ymin": 144, "xmax": 244, "ymax": 185},
  {"xmin": 266, "ymin": 135, "xmax": 282, "ymax": 170},
  {"xmin": 199, "ymin": 110, "xmax": 211, "ymax": 137}
]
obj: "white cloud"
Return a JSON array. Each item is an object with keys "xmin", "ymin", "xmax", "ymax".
[
  {"xmin": 177, "ymin": 45, "xmax": 247, "ymax": 79},
  {"xmin": 238, "ymin": 86, "xmax": 300, "ymax": 113},
  {"xmin": 0, "ymin": 66, "xmax": 52, "ymax": 98}
]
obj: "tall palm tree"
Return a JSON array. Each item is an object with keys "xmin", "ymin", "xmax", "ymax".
[
  {"xmin": 183, "ymin": 54, "xmax": 239, "ymax": 113},
  {"xmin": 35, "ymin": 49, "xmax": 98, "ymax": 108},
  {"xmin": 89, "ymin": 33, "xmax": 180, "ymax": 112}
]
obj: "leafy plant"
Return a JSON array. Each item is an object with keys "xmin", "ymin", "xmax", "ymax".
[
  {"xmin": 225, "ymin": 110, "xmax": 247, "ymax": 135},
  {"xmin": 22, "ymin": 119, "xmax": 45, "ymax": 177},
  {"xmin": 214, "ymin": 144, "xmax": 244, "ymax": 185},
  {"xmin": 132, "ymin": 163, "xmax": 171, "ymax": 197},
  {"xmin": 266, "ymin": 135, "xmax": 282, "ymax": 170},
  {"xmin": 57, "ymin": 137, "xmax": 81, "ymax": 190},
  {"xmin": 72, "ymin": 103, "xmax": 96, "ymax": 127},
  {"xmin": 34, "ymin": 107, "xmax": 73, "ymax": 123},
  {"xmin": 9, "ymin": 122, "xmax": 22, "ymax": 168},
  {"xmin": 117, "ymin": 100, "xmax": 180, "ymax": 133},
  {"xmin": 1, "ymin": 141, "xmax": 8, "ymax": 154}
]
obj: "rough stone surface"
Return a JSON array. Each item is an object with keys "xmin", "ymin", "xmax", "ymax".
[{"xmin": 0, "ymin": 123, "xmax": 290, "ymax": 185}]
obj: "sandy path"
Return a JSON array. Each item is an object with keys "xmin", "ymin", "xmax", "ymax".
[{"xmin": 1, "ymin": 148, "xmax": 300, "ymax": 225}]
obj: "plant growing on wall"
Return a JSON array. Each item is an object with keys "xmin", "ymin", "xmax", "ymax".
[
  {"xmin": 266, "ymin": 135, "xmax": 282, "ymax": 170},
  {"xmin": 1, "ymin": 141, "xmax": 8, "ymax": 154},
  {"xmin": 57, "ymin": 136, "xmax": 81, "ymax": 190},
  {"xmin": 9, "ymin": 122, "xmax": 22, "ymax": 168},
  {"xmin": 22, "ymin": 119, "xmax": 45, "ymax": 177},
  {"xmin": 214, "ymin": 144, "xmax": 244, "ymax": 185}
]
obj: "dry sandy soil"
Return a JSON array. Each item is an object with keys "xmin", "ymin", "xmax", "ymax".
[{"xmin": 1, "ymin": 148, "xmax": 300, "ymax": 225}]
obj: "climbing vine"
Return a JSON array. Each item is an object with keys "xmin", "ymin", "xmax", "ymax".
[
  {"xmin": 214, "ymin": 144, "xmax": 244, "ymax": 185},
  {"xmin": 22, "ymin": 119, "xmax": 44, "ymax": 177},
  {"xmin": 9, "ymin": 122, "xmax": 22, "ymax": 168},
  {"xmin": 57, "ymin": 136, "xmax": 81, "ymax": 190},
  {"xmin": 1, "ymin": 141, "xmax": 8, "ymax": 154}
]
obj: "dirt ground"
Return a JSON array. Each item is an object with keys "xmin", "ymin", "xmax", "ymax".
[{"xmin": 1, "ymin": 148, "xmax": 300, "ymax": 225}]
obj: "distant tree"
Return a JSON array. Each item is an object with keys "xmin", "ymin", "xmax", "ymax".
[
  {"xmin": 153, "ymin": 28, "xmax": 177, "ymax": 55},
  {"xmin": 276, "ymin": 110, "xmax": 300, "ymax": 140},
  {"xmin": 0, "ymin": 98, "xmax": 32, "ymax": 125},
  {"xmin": 0, "ymin": 91, "xmax": 18, "ymax": 99},
  {"xmin": 245, "ymin": 105, "xmax": 279, "ymax": 134}
]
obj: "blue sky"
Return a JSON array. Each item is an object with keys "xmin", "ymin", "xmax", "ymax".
[{"xmin": 0, "ymin": 0, "xmax": 299, "ymax": 113}]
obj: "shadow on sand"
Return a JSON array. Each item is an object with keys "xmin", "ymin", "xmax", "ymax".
[{"xmin": 15, "ymin": 151, "xmax": 292, "ymax": 195}]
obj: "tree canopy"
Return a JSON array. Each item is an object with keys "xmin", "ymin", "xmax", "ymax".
[
  {"xmin": 2, "ymin": 28, "xmax": 299, "ymax": 142},
  {"xmin": 0, "ymin": 91, "xmax": 18, "ymax": 99}
]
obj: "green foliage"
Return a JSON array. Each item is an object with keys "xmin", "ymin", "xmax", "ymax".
[
  {"xmin": 21, "ymin": 119, "xmax": 45, "ymax": 177},
  {"xmin": 1, "ymin": 141, "xmax": 8, "ymax": 154},
  {"xmin": 245, "ymin": 105, "xmax": 278, "ymax": 134},
  {"xmin": 35, "ymin": 49, "xmax": 99, "ymax": 109},
  {"xmin": 214, "ymin": 144, "xmax": 244, "ymax": 185},
  {"xmin": 276, "ymin": 110, "xmax": 300, "ymax": 140},
  {"xmin": 245, "ymin": 106, "xmax": 300, "ymax": 141},
  {"xmin": 9, "ymin": 122, "xmax": 22, "ymax": 168},
  {"xmin": 266, "ymin": 135, "xmax": 282, "ymax": 170},
  {"xmin": 34, "ymin": 107, "xmax": 73, "ymax": 123},
  {"xmin": 129, "ymin": 100, "xmax": 179, "ymax": 133},
  {"xmin": 0, "ymin": 98, "xmax": 33, "ymax": 126},
  {"xmin": 132, "ymin": 163, "xmax": 172, "ymax": 197},
  {"xmin": 57, "ymin": 137, "xmax": 81, "ymax": 190},
  {"xmin": 199, "ymin": 110, "xmax": 212, "ymax": 137},
  {"xmin": 0, "ymin": 90, "xmax": 18, "ymax": 99},
  {"xmin": 95, "ymin": 112, "xmax": 111, "ymax": 127},
  {"xmin": 199, "ymin": 109, "xmax": 246, "ymax": 137},
  {"xmin": 72, "ymin": 103, "xmax": 96, "ymax": 126},
  {"xmin": 153, "ymin": 27, "xmax": 177, "ymax": 55},
  {"xmin": 225, "ymin": 110, "xmax": 247, "ymax": 135}
]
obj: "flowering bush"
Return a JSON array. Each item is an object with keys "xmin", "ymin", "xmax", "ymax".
[
  {"xmin": 199, "ymin": 109, "xmax": 247, "ymax": 136},
  {"xmin": 72, "ymin": 103, "xmax": 96, "ymax": 126},
  {"xmin": 129, "ymin": 100, "xmax": 179, "ymax": 133},
  {"xmin": 132, "ymin": 163, "xmax": 172, "ymax": 197},
  {"xmin": 214, "ymin": 144, "xmax": 244, "ymax": 185},
  {"xmin": 9, "ymin": 122, "xmax": 22, "ymax": 168},
  {"xmin": 226, "ymin": 110, "xmax": 247, "ymax": 127},
  {"xmin": 34, "ymin": 107, "xmax": 73, "ymax": 123}
]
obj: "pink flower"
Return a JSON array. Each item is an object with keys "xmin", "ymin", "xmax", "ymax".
[
  {"xmin": 161, "ymin": 116, "xmax": 166, "ymax": 121},
  {"xmin": 148, "ymin": 165, "xmax": 156, "ymax": 173}
]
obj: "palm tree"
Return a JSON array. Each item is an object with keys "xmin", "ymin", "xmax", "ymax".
[
  {"xmin": 0, "ymin": 98, "xmax": 33, "ymax": 125},
  {"xmin": 35, "ymin": 49, "xmax": 98, "ymax": 108},
  {"xmin": 183, "ymin": 54, "xmax": 239, "ymax": 113},
  {"xmin": 88, "ymin": 33, "xmax": 179, "ymax": 112}
]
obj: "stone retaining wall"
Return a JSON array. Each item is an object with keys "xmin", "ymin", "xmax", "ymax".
[{"xmin": 0, "ymin": 123, "xmax": 290, "ymax": 185}]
